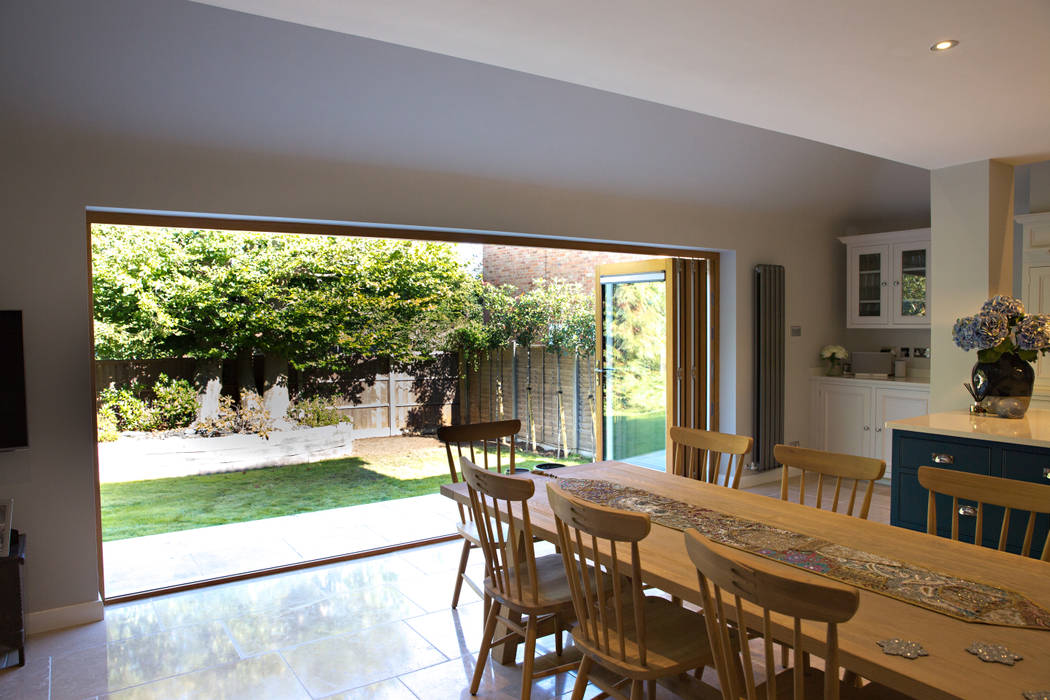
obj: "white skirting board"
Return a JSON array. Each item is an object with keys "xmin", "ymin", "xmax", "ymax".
[
  {"xmin": 26, "ymin": 595, "xmax": 104, "ymax": 635},
  {"xmin": 738, "ymin": 467, "xmax": 782, "ymax": 489}
]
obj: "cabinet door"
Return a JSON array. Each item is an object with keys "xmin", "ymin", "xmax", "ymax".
[
  {"xmin": 890, "ymin": 241, "xmax": 930, "ymax": 326},
  {"xmin": 847, "ymin": 244, "xmax": 888, "ymax": 327},
  {"xmin": 1026, "ymin": 265, "xmax": 1050, "ymax": 393},
  {"xmin": 816, "ymin": 384, "xmax": 873, "ymax": 457},
  {"xmin": 874, "ymin": 388, "xmax": 929, "ymax": 475}
]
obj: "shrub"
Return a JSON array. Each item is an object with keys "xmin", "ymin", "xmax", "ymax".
[
  {"xmin": 287, "ymin": 396, "xmax": 352, "ymax": 428},
  {"xmin": 196, "ymin": 391, "xmax": 273, "ymax": 438},
  {"xmin": 99, "ymin": 382, "xmax": 158, "ymax": 432},
  {"xmin": 152, "ymin": 373, "xmax": 198, "ymax": 430},
  {"xmin": 96, "ymin": 405, "xmax": 120, "ymax": 442}
]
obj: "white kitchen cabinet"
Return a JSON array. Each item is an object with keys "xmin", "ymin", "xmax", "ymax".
[
  {"xmin": 873, "ymin": 387, "xmax": 929, "ymax": 467},
  {"xmin": 840, "ymin": 229, "xmax": 930, "ymax": 328},
  {"xmin": 810, "ymin": 377, "xmax": 930, "ymax": 476}
]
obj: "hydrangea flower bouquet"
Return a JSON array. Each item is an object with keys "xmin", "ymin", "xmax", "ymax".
[
  {"xmin": 952, "ymin": 296, "xmax": 1050, "ymax": 362},
  {"xmin": 820, "ymin": 344, "xmax": 848, "ymax": 376},
  {"xmin": 952, "ymin": 296, "xmax": 1050, "ymax": 417}
]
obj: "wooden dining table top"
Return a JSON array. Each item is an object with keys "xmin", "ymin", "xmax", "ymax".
[{"xmin": 440, "ymin": 461, "xmax": 1050, "ymax": 700}]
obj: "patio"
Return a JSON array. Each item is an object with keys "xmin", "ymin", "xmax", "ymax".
[{"xmin": 103, "ymin": 464, "xmax": 889, "ymax": 598}]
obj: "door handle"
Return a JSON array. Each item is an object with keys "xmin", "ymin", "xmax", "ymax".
[
  {"xmin": 863, "ymin": 425, "xmax": 870, "ymax": 431},
  {"xmin": 931, "ymin": 453, "xmax": 954, "ymax": 465},
  {"xmin": 958, "ymin": 505, "xmax": 977, "ymax": 517},
  {"xmin": 875, "ymin": 427, "xmax": 882, "ymax": 433}
]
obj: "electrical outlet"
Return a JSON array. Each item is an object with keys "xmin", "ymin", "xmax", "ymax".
[
  {"xmin": 788, "ymin": 440, "xmax": 800, "ymax": 447},
  {"xmin": 790, "ymin": 325, "xmax": 802, "ymax": 337},
  {"xmin": 898, "ymin": 346, "xmax": 910, "ymax": 358},
  {"xmin": 913, "ymin": 347, "xmax": 930, "ymax": 359}
]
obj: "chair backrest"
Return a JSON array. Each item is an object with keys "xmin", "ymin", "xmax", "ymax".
[
  {"xmin": 918, "ymin": 466, "xmax": 1050, "ymax": 560},
  {"xmin": 438, "ymin": 420, "xmax": 520, "ymax": 481},
  {"xmin": 546, "ymin": 481, "xmax": 654, "ymax": 668},
  {"xmin": 670, "ymin": 426, "xmax": 753, "ymax": 489},
  {"xmin": 684, "ymin": 530, "xmax": 859, "ymax": 700},
  {"xmin": 460, "ymin": 457, "xmax": 541, "ymax": 605},
  {"xmin": 774, "ymin": 444, "xmax": 885, "ymax": 520}
]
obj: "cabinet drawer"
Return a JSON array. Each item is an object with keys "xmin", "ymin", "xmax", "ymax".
[
  {"xmin": 897, "ymin": 436, "xmax": 991, "ymax": 475},
  {"xmin": 1000, "ymin": 448, "xmax": 1050, "ymax": 558},
  {"xmin": 1002, "ymin": 448, "xmax": 1050, "ymax": 485}
]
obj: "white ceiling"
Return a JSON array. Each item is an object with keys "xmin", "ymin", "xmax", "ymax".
[{"xmin": 191, "ymin": 0, "xmax": 1050, "ymax": 169}]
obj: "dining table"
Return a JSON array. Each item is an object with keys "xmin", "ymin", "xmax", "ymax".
[{"xmin": 440, "ymin": 461, "xmax": 1050, "ymax": 700}]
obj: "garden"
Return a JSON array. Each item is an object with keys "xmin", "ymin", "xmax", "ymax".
[{"xmin": 92, "ymin": 225, "xmax": 600, "ymax": 539}]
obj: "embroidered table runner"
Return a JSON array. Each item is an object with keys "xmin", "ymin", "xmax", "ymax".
[{"xmin": 557, "ymin": 478, "xmax": 1050, "ymax": 630}]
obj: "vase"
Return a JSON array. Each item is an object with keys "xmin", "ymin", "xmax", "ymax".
[
  {"xmin": 971, "ymin": 352, "xmax": 1035, "ymax": 419},
  {"xmin": 825, "ymin": 359, "xmax": 844, "ymax": 376}
]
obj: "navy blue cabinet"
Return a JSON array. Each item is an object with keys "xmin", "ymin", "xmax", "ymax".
[{"xmin": 891, "ymin": 430, "xmax": 1050, "ymax": 558}]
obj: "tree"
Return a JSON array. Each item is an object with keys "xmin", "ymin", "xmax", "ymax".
[{"xmin": 92, "ymin": 226, "xmax": 475, "ymax": 418}]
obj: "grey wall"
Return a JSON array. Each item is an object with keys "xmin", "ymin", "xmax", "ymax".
[{"xmin": 0, "ymin": 0, "xmax": 929, "ymax": 615}]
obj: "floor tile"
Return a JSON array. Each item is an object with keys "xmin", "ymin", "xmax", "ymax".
[
  {"xmin": 403, "ymin": 602, "xmax": 486, "ymax": 658},
  {"xmin": 49, "ymin": 621, "xmax": 238, "ymax": 699},
  {"xmin": 322, "ymin": 677, "xmax": 417, "ymax": 700},
  {"xmin": 227, "ymin": 586, "xmax": 425, "ymax": 655},
  {"xmin": 281, "ymin": 621, "xmax": 444, "ymax": 697},
  {"xmin": 103, "ymin": 653, "xmax": 308, "ymax": 700},
  {"xmin": 28, "ymin": 601, "xmax": 162, "ymax": 660},
  {"xmin": 398, "ymin": 652, "xmax": 572, "ymax": 700},
  {"xmin": 0, "ymin": 655, "xmax": 50, "ymax": 700}
]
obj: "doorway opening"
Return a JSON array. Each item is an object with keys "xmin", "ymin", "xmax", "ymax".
[{"xmin": 88, "ymin": 212, "xmax": 717, "ymax": 600}]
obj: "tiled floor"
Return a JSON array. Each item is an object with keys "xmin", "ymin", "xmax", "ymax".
[{"xmin": 13, "ymin": 478, "xmax": 892, "ymax": 699}]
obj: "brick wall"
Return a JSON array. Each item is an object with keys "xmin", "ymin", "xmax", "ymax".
[{"xmin": 482, "ymin": 244, "xmax": 654, "ymax": 293}]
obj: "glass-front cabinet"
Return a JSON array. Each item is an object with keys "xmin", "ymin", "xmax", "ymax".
[{"xmin": 841, "ymin": 229, "xmax": 930, "ymax": 328}]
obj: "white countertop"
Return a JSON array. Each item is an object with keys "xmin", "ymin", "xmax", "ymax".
[
  {"xmin": 810, "ymin": 374, "xmax": 930, "ymax": 388},
  {"xmin": 887, "ymin": 409, "xmax": 1050, "ymax": 448}
]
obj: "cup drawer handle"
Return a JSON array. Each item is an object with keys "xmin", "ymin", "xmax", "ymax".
[
  {"xmin": 958, "ymin": 505, "xmax": 977, "ymax": 517},
  {"xmin": 931, "ymin": 453, "xmax": 954, "ymax": 465}
]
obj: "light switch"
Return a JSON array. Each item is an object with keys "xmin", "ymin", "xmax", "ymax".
[{"xmin": 790, "ymin": 325, "xmax": 801, "ymax": 337}]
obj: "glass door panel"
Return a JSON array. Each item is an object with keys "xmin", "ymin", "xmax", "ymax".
[
  {"xmin": 898, "ymin": 247, "xmax": 927, "ymax": 318},
  {"xmin": 857, "ymin": 252, "xmax": 882, "ymax": 318},
  {"xmin": 596, "ymin": 261, "xmax": 671, "ymax": 467}
]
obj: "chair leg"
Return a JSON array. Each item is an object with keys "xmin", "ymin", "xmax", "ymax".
[
  {"xmin": 630, "ymin": 679, "xmax": 644, "ymax": 700},
  {"xmin": 647, "ymin": 678, "xmax": 656, "ymax": 700},
  {"xmin": 451, "ymin": 538, "xmax": 472, "ymax": 609},
  {"xmin": 554, "ymin": 613, "xmax": 563, "ymax": 656},
  {"xmin": 571, "ymin": 656, "xmax": 592, "ymax": 700},
  {"xmin": 520, "ymin": 615, "xmax": 539, "ymax": 700},
  {"xmin": 470, "ymin": 601, "xmax": 501, "ymax": 695},
  {"xmin": 780, "ymin": 643, "xmax": 790, "ymax": 670}
]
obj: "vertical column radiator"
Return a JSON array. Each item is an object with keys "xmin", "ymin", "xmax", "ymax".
[{"xmin": 753, "ymin": 265, "xmax": 785, "ymax": 471}]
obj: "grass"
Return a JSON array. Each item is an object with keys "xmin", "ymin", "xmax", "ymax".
[{"xmin": 100, "ymin": 443, "xmax": 588, "ymax": 541}]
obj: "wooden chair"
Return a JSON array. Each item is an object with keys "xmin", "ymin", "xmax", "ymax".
[
  {"xmin": 461, "ymin": 458, "xmax": 576, "ymax": 700},
  {"xmin": 670, "ymin": 426, "xmax": 753, "ymax": 489},
  {"xmin": 774, "ymin": 445, "xmax": 885, "ymax": 520},
  {"xmin": 438, "ymin": 419, "xmax": 521, "ymax": 608},
  {"xmin": 918, "ymin": 466, "xmax": 1050, "ymax": 560},
  {"xmin": 547, "ymin": 481, "xmax": 714, "ymax": 700},
  {"xmin": 684, "ymin": 530, "xmax": 903, "ymax": 700}
]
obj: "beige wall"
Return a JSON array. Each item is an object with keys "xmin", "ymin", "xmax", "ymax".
[
  {"xmin": 929, "ymin": 160, "xmax": 1014, "ymax": 413},
  {"xmin": 0, "ymin": 123, "xmax": 864, "ymax": 615}
]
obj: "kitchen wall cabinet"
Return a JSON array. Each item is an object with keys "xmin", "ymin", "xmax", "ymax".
[
  {"xmin": 840, "ymin": 228, "xmax": 930, "ymax": 328},
  {"xmin": 810, "ymin": 377, "xmax": 929, "ymax": 476}
]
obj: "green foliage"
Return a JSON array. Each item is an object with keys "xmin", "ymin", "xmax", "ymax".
[
  {"xmin": 99, "ymin": 382, "xmax": 159, "ymax": 432},
  {"xmin": 195, "ymin": 391, "xmax": 273, "ymax": 438},
  {"xmin": 605, "ymin": 279, "xmax": 665, "ymax": 413},
  {"xmin": 92, "ymin": 226, "xmax": 475, "ymax": 368},
  {"xmin": 151, "ymin": 374, "xmax": 198, "ymax": 430},
  {"xmin": 96, "ymin": 406, "xmax": 120, "ymax": 442},
  {"xmin": 288, "ymin": 396, "xmax": 352, "ymax": 428}
]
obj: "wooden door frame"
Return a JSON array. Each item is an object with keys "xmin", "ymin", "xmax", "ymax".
[{"xmin": 85, "ymin": 209, "xmax": 719, "ymax": 601}]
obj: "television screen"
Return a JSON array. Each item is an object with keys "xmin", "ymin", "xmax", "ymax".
[{"xmin": 0, "ymin": 311, "xmax": 28, "ymax": 450}]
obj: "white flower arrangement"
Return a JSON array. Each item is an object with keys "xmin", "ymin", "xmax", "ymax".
[{"xmin": 820, "ymin": 345, "xmax": 849, "ymax": 361}]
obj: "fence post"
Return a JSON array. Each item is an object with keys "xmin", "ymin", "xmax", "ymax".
[
  {"xmin": 388, "ymin": 368, "xmax": 396, "ymax": 436},
  {"xmin": 573, "ymin": 354, "xmax": 580, "ymax": 455}
]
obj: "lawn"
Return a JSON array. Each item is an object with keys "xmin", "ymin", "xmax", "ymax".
[{"xmin": 100, "ymin": 439, "xmax": 588, "ymax": 541}]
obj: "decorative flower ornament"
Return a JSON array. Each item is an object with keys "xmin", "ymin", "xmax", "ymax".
[
  {"xmin": 820, "ymin": 345, "xmax": 848, "ymax": 360},
  {"xmin": 953, "ymin": 296, "xmax": 1050, "ymax": 363}
]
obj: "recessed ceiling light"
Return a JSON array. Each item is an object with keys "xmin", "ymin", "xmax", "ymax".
[{"xmin": 930, "ymin": 39, "xmax": 959, "ymax": 52}]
